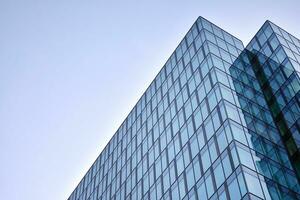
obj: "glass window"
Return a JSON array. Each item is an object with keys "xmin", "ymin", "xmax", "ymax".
[
  {"xmin": 194, "ymin": 108, "xmax": 203, "ymax": 130},
  {"xmin": 204, "ymin": 76, "xmax": 212, "ymax": 93},
  {"xmin": 220, "ymin": 85, "xmax": 234, "ymax": 103},
  {"xmin": 244, "ymin": 170, "xmax": 264, "ymax": 199},
  {"xmin": 191, "ymin": 92, "xmax": 198, "ymax": 111},
  {"xmin": 204, "ymin": 118, "xmax": 214, "ymax": 140},
  {"xmin": 143, "ymin": 155, "xmax": 148, "ymax": 175},
  {"xmin": 208, "ymin": 139, "xmax": 218, "ymax": 162},
  {"xmin": 228, "ymin": 177, "xmax": 241, "ymax": 200},
  {"xmin": 223, "ymin": 32, "xmax": 234, "ymax": 46},
  {"xmin": 275, "ymin": 47, "xmax": 287, "ymax": 63},
  {"xmin": 216, "ymin": 37, "xmax": 227, "ymax": 50},
  {"xmin": 165, "ymin": 108, "xmax": 172, "ymax": 126},
  {"xmin": 201, "ymin": 146, "xmax": 211, "ymax": 172},
  {"xmin": 200, "ymin": 100, "xmax": 208, "ymax": 120},
  {"xmin": 167, "ymin": 141, "xmax": 175, "ymax": 162},
  {"xmin": 216, "ymin": 128, "xmax": 228, "ymax": 153},
  {"xmin": 150, "ymin": 185, "xmax": 156, "ymax": 200},
  {"xmin": 155, "ymin": 158, "xmax": 162, "ymax": 179},
  {"xmin": 185, "ymin": 100, "xmax": 193, "ymax": 119},
  {"xmin": 205, "ymin": 172, "xmax": 214, "ymax": 198},
  {"xmin": 197, "ymin": 84, "xmax": 206, "ymax": 102},
  {"xmin": 194, "ymin": 70, "xmax": 201, "ymax": 86},
  {"xmin": 208, "ymin": 42, "xmax": 220, "ymax": 57},
  {"xmin": 178, "ymin": 109, "xmax": 185, "ymax": 129},
  {"xmin": 147, "ymin": 133, "xmax": 153, "ymax": 151},
  {"xmin": 163, "ymin": 170, "xmax": 170, "ymax": 193},
  {"xmin": 161, "ymin": 150, "xmax": 168, "ymax": 171},
  {"xmin": 156, "ymin": 178, "xmax": 162, "ymax": 199},
  {"xmin": 172, "ymin": 117, "xmax": 180, "ymax": 136},
  {"xmin": 180, "ymin": 71, "xmax": 188, "ymax": 87},
  {"xmin": 183, "ymin": 50, "xmax": 191, "ymax": 66},
  {"xmin": 174, "ymin": 79, "xmax": 181, "ymax": 95},
  {"xmin": 176, "ymin": 46, "xmax": 183, "ymax": 61},
  {"xmin": 154, "ymin": 140, "xmax": 160, "ymax": 160},
  {"xmin": 195, "ymin": 35, "xmax": 202, "ymax": 50},
  {"xmin": 220, "ymin": 48, "xmax": 232, "ymax": 63},
  {"xmin": 237, "ymin": 171, "xmax": 247, "ymax": 197},
  {"xmin": 193, "ymin": 156, "xmax": 202, "ymax": 182},
  {"xmin": 212, "ymin": 54, "xmax": 225, "ymax": 71},
  {"xmin": 225, "ymin": 102, "xmax": 240, "ymax": 123},
  {"xmin": 191, "ymin": 55, "xmax": 200, "ymax": 72},
  {"xmin": 212, "ymin": 110, "xmax": 221, "ymax": 131},
  {"xmin": 172, "ymin": 67, "xmax": 179, "ymax": 80},
  {"xmin": 166, "ymin": 125, "xmax": 172, "ymax": 144},
  {"xmin": 208, "ymin": 91, "xmax": 217, "ymax": 111},
  {"xmin": 178, "ymin": 174, "xmax": 187, "ymax": 199},
  {"xmin": 176, "ymin": 152, "xmax": 185, "ymax": 175},
  {"xmin": 176, "ymin": 93, "xmax": 184, "ymax": 109},
  {"xmin": 143, "ymin": 173, "xmax": 149, "ymax": 194},
  {"xmin": 230, "ymin": 145, "xmax": 239, "ymax": 169},
  {"xmin": 149, "ymin": 165, "xmax": 155, "ymax": 187},
  {"xmin": 180, "ymin": 125, "xmax": 189, "ymax": 146},
  {"xmin": 197, "ymin": 179, "xmax": 207, "ymax": 200},
  {"xmin": 169, "ymin": 161, "xmax": 176, "ymax": 184},
  {"xmin": 190, "ymin": 134, "xmax": 200, "ymax": 158},
  {"xmin": 218, "ymin": 187, "xmax": 227, "ymax": 200},
  {"xmin": 182, "ymin": 86, "xmax": 189, "ymax": 103},
  {"xmin": 213, "ymin": 161, "xmax": 225, "ymax": 188},
  {"xmin": 143, "ymin": 139, "xmax": 148, "ymax": 156},
  {"xmin": 187, "ymin": 118, "xmax": 195, "ymax": 138},
  {"xmin": 201, "ymin": 18, "xmax": 213, "ymax": 32},
  {"xmin": 183, "ymin": 145, "xmax": 191, "ymax": 167},
  {"xmin": 236, "ymin": 145, "xmax": 255, "ymax": 170},
  {"xmin": 174, "ymin": 134, "xmax": 181, "ymax": 155},
  {"xmin": 221, "ymin": 153, "xmax": 232, "ymax": 178},
  {"xmin": 170, "ymin": 101, "xmax": 177, "ymax": 119},
  {"xmin": 205, "ymin": 30, "xmax": 216, "ymax": 43},
  {"xmin": 147, "ymin": 147, "xmax": 154, "ymax": 166},
  {"xmin": 196, "ymin": 127, "xmax": 205, "ymax": 149},
  {"xmin": 137, "ymin": 162, "xmax": 143, "ymax": 181},
  {"xmin": 230, "ymin": 122, "xmax": 247, "ymax": 146},
  {"xmin": 171, "ymin": 183, "xmax": 180, "ymax": 200},
  {"xmin": 186, "ymin": 165, "xmax": 195, "ymax": 191},
  {"xmin": 169, "ymin": 86, "xmax": 176, "ymax": 102}
]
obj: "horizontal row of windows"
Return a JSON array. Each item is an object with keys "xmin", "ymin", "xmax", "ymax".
[{"xmin": 73, "ymin": 141, "xmax": 300, "ymax": 200}]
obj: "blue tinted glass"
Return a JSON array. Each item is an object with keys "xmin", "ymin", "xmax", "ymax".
[
  {"xmin": 186, "ymin": 165, "xmax": 195, "ymax": 190},
  {"xmin": 197, "ymin": 180, "xmax": 207, "ymax": 200},
  {"xmin": 228, "ymin": 178, "xmax": 241, "ymax": 200}
]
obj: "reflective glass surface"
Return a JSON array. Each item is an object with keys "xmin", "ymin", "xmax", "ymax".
[{"xmin": 68, "ymin": 17, "xmax": 300, "ymax": 200}]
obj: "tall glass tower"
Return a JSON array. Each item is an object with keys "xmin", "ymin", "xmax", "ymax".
[{"xmin": 68, "ymin": 17, "xmax": 300, "ymax": 200}]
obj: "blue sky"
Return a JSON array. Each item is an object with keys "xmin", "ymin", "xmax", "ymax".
[{"xmin": 0, "ymin": 0, "xmax": 299, "ymax": 200}]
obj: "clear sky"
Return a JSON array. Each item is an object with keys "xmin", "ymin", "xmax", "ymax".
[{"xmin": 0, "ymin": 0, "xmax": 299, "ymax": 200}]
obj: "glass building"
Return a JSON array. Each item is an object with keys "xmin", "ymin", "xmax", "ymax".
[{"xmin": 68, "ymin": 17, "xmax": 300, "ymax": 200}]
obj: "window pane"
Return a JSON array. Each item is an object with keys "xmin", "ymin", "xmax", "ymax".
[{"xmin": 228, "ymin": 178, "xmax": 241, "ymax": 200}]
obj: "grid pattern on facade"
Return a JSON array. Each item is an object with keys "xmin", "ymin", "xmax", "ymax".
[
  {"xmin": 230, "ymin": 50, "xmax": 300, "ymax": 199},
  {"xmin": 68, "ymin": 17, "xmax": 248, "ymax": 200},
  {"xmin": 68, "ymin": 17, "xmax": 300, "ymax": 200},
  {"xmin": 245, "ymin": 21, "xmax": 300, "ymax": 179}
]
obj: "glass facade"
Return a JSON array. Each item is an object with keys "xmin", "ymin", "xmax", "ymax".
[
  {"xmin": 245, "ymin": 21, "xmax": 300, "ymax": 179},
  {"xmin": 68, "ymin": 17, "xmax": 300, "ymax": 200}
]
